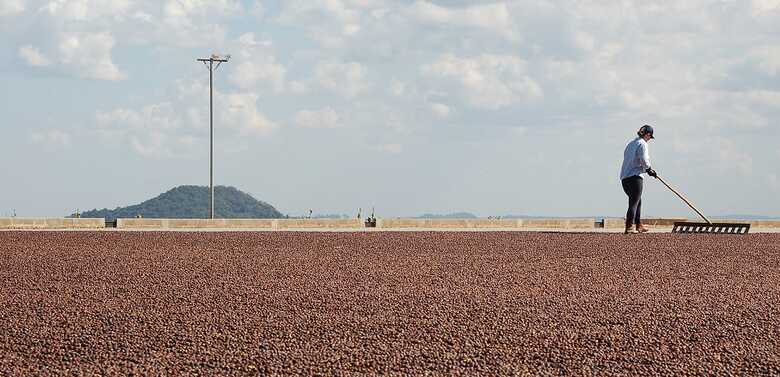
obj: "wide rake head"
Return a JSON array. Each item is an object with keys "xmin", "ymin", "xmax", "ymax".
[{"xmin": 672, "ymin": 222, "xmax": 750, "ymax": 234}]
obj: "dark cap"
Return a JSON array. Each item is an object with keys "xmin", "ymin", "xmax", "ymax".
[{"xmin": 638, "ymin": 124, "xmax": 655, "ymax": 139}]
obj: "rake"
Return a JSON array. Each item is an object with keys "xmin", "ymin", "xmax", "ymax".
[{"xmin": 654, "ymin": 176, "xmax": 750, "ymax": 234}]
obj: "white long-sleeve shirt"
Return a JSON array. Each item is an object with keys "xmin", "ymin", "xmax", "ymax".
[{"xmin": 620, "ymin": 137, "xmax": 651, "ymax": 180}]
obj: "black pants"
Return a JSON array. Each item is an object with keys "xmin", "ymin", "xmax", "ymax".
[{"xmin": 621, "ymin": 176, "xmax": 643, "ymax": 227}]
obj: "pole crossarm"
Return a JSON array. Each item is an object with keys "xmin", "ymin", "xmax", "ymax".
[{"xmin": 197, "ymin": 58, "xmax": 229, "ymax": 63}]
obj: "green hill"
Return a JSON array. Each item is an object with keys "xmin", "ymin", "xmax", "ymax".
[{"xmin": 78, "ymin": 185, "xmax": 283, "ymax": 220}]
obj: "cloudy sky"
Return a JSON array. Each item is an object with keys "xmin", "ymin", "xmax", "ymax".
[{"xmin": 1, "ymin": 0, "xmax": 779, "ymax": 218}]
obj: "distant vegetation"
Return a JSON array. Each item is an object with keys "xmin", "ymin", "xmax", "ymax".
[
  {"xmin": 78, "ymin": 185, "xmax": 283, "ymax": 220},
  {"xmin": 311, "ymin": 214, "xmax": 351, "ymax": 219},
  {"xmin": 416, "ymin": 212, "xmax": 478, "ymax": 219},
  {"xmin": 718, "ymin": 214, "xmax": 780, "ymax": 220},
  {"xmin": 413, "ymin": 213, "xmax": 558, "ymax": 219}
]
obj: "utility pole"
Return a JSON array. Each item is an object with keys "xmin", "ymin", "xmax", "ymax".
[{"xmin": 197, "ymin": 54, "xmax": 230, "ymax": 219}]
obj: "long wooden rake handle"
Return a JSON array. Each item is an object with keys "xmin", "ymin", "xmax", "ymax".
[{"xmin": 655, "ymin": 176, "xmax": 712, "ymax": 224}]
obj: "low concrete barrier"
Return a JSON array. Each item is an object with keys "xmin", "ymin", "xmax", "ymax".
[
  {"xmin": 747, "ymin": 220, "xmax": 780, "ymax": 229},
  {"xmin": 377, "ymin": 219, "xmax": 520, "ymax": 229},
  {"xmin": 114, "ymin": 218, "xmax": 599, "ymax": 230},
  {"xmin": 275, "ymin": 219, "xmax": 363, "ymax": 229},
  {"xmin": 116, "ymin": 219, "xmax": 166, "ymax": 229},
  {"xmin": 116, "ymin": 219, "xmax": 276, "ymax": 229},
  {"xmin": 519, "ymin": 218, "xmax": 595, "ymax": 229},
  {"xmin": 0, "ymin": 218, "xmax": 104, "ymax": 230},
  {"xmin": 603, "ymin": 218, "xmax": 780, "ymax": 230},
  {"xmin": 42, "ymin": 217, "xmax": 773, "ymax": 231},
  {"xmin": 116, "ymin": 218, "xmax": 361, "ymax": 230},
  {"xmin": 377, "ymin": 218, "xmax": 597, "ymax": 229},
  {"xmin": 603, "ymin": 218, "xmax": 687, "ymax": 229},
  {"xmin": 466, "ymin": 219, "xmax": 520, "ymax": 228}
]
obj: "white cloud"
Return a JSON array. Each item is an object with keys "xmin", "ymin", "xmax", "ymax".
[
  {"xmin": 430, "ymin": 103, "xmax": 450, "ymax": 118},
  {"xmin": 18, "ymin": 45, "xmax": 51, "ymax": 67},
  {"xmin": 96, "ymin": 82, "xmax": 279, "ymax": 157},
  {"xmin": 316, "ymin": 61, "xmax": 369, "ymax": 98},
  {"xmin": 152, "ymin": 0, "xmax": 241, "ymax": 46},
  {"xmin": 620, "ymin": 91, "xmax": 660, "ymax": 110},
  {"xmin": 127, "ymin": 131, "xmax": 169, "ymax": 157},
  {"xmin": 250, "ymin": 1, "xmax": 264, "ymax": 19},
  {"xmin": 229, "ymin": 60, "xmax": 287, "ymax": 92},
  {"xmin": 5, "ymin": 0, "xmax": 244, "ymax": 79},
  {"xmin": 31, "ymin": 129, "xmax": 71, "ymax": 147},
  {"xmin": 422, "ymin": 54, "xmax": 542, "ymax": 109},
  {"xmin": 237, "ymin": 32, "xmax": 271, "ymax": 47},
  {"xmin": 717, "ymin": 140, "xmax": 754, "ymax": 175},
  {"xmin": 220, "ymin": 92, "xmax": 280, "ymax": 134},
  {"xmin": 408, "ymin": 1, "xmax": 516, "ymax": 40},
  {"xmin": 510, "ymin": 127, "xmax": 528, "ymax": 137},
  {"xmin": 41, "ymin": 0, "xmax": 131, "ymax": 21},
  {"xmin": 769, "ymin": 172, "xmax": 780, "ymax": 191},
  {"xmin": 294, "ymin": 0, "xmax": 363, "ymax": 26},
  {"xmin": 228, "ymin": 33, "xmax": 287, "ymax": 92},
  {"xmin": 58, "ymin": 32, "xmax": 126, "ymax": 81},
  {"xmin": 96, "ymin": 102, "xmax": 184, "ymax": 157},
  {"xmin": 276, "ymin": 0, "xmax": 372, "ymax": 47},
  {"xmin": 751, "ymin": 0, "xmax": 780, "ymax": 14},
  {"xmin": 750, "ymin": 46, "xmax": 780, "ymax": 77},
  {"xmin": 132, "ymin": 10, "xmax": 152, "ymax": 22},
  {"xmin": 162, "ymin": 0, "xmax": 241, "ymax": 28},
  {"xmin": 343, "ymin": 23, "xmax": 361, "ymax": 35},
  {"xmin": 743, "ymin": 90, "xmax": 780, "ymax": 107},
  {"xmin": 376, "ymin": 143, "xmax": 402, "ymax": 154},
  {"xmin": 672, "ymin": 135, "xmax": 754, "ymax": 175},
  {"xmin": 15, "ymin": 28, "xmax": 125, "ymax": 80},
  {"xmin": 0, "ymin": 0, "xmax": 25, "ymax": 16},
  {"xmin": 390, "ymin": 80, "xmax": 406, "ymax": 97},
  {"xmin": 97, "ymin": 103, "xmax": 181, "ymax": 131},
  {"xmin": 289, "ymin": 81, "xmax": 309, "ymax": 94},
  {"xmin": 294, "ymin": 107, "xmax": 341, "ymax": 129}
]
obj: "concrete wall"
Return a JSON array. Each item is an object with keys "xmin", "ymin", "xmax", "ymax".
[
  {"xmin": 116, "ymin": 219, "xmax": 276, "ymax": 229},
  {"xmin": 377, "ymin": 218, "xmax": 596, "ymax": 229},
  {"xmin": 377, "ymin": 219, "xmax": 520, "ymax": 229},
  {"xmin": 5, "ymin": 217, "xmax": 776, "ymax": 231},
  {"xmin": 0, "ymin": 218, "xmax": 104, "ymax": 230},
  {"xmin": 116, "ymin": 218, "xmax": 362, "ymax": 230},
  {"xmin": 747, "ymin": 220, "xmax": 780, "ymax": 228},
  {"xmin": 114, "ymin": 218, "xmax": 598, "ymax": 230},
  {"xmin": 603, "ymin": 218, "xmax": 780, "ymax": 229},
  {"xmin": 519, "ymin": 218, "xmax": 596, "ymax": 229},
  {"xmin": 275, "ymin": 219, "xmax": 363, "ymax": 229},
  {"xmin": 603, "ymin": 218, "xmax": 688, "ymax": 228}
]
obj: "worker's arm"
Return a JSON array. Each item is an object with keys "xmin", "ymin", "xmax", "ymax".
[
  {"xmin": 638, "ymin": 141, "xmax": 657, "ymax": 177},
  {"xmin": 638, "ymin": 141, "xmax": 651, "ymax": 170}
]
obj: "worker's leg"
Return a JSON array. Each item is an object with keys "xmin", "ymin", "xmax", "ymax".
[
  {"xmin": 622, "ymin": 176, "xmax": 643, "ymax": 228},
  {"xmin": 635, "ymin": 198, "xmax": 642, "ymax": 225}
]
